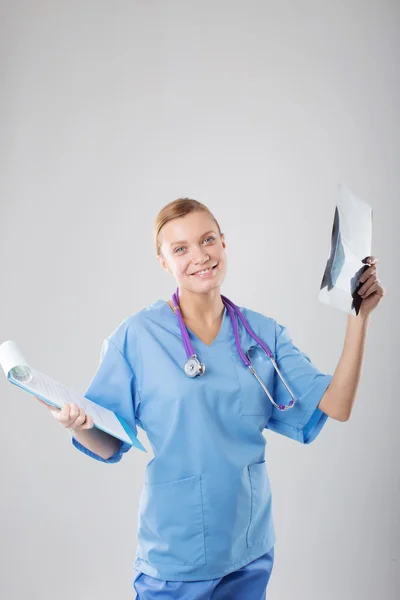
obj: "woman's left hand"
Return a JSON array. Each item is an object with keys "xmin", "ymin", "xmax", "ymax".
[{"xmin": 357, "ymin": 256, "xmax": 386, "ymax": 319}]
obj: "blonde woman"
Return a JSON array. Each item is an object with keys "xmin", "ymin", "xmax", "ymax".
[{"xmin": 38, "ymin": 198, "xmax": 384, "ymax": 599}]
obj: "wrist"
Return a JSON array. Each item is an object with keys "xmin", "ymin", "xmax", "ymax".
[{"xmin": 348, "ymin": 312, "xmax": 371, "ymax": 329}]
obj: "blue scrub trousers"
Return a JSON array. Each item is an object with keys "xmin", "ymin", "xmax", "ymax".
[{"xmin": 133, "ymin": 546, "xmax": 275, "ymax": 599}]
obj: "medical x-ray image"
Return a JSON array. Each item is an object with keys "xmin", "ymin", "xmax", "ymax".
[{"xmin": 319, "ymin": 184, "xmax": 373, "ymax": 316}]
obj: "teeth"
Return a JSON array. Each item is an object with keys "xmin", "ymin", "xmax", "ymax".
[{"xmin": 196, "ymin": 267, "xmax": 212, "ymax": 275}]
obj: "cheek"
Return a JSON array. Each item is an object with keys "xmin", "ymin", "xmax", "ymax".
[
  {"xmin": 174, "ymin": 260, "xmax": 191, "ymax": 278},
  {"xmin": 219, "ymin": 264, "xmax": 227, "ymax": 278},
  {"xmin": 217, "ymin": 255, "xmax": 227, "ymax": 271}
]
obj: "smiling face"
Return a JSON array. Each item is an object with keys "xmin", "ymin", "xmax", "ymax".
[{"xmin": 157, "ymin": 210, "xmax": 227, "ymax": 294}]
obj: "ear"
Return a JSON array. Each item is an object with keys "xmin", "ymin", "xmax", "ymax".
[
  {"xmin": 221, "ymin": 233, "xmax": 226, "ymax": 249},
  {"xmin": 157, "ymin": 253, "xmax": 171, "ymax": 273}
]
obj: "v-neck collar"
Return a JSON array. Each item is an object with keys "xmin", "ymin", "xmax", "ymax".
[{"xmin": 161, "ymin": 299, "xmax": 230, "ymax": 348}]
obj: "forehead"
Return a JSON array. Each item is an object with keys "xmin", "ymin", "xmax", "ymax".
[{"xmin": 161, "ymin": 212, "xmax": 216, "ymax": 243}]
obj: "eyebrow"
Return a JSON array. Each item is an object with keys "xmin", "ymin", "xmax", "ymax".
[{"xmin": 170, "ymin": 230, "xmax": 217, "ymax": 247}]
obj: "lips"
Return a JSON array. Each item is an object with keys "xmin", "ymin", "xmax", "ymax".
[{"xmin": 190, "ymin": 263, "xmax": 218, "ymax": 275}]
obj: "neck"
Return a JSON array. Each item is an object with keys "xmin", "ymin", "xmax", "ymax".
[{"xmin": 173, "ymin": 287, "xmax": 224, "ymax": 326}]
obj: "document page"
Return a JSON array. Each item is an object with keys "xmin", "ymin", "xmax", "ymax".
[
  {"xmin": 17, "ymin": 367, "xmax": 131, "ymax": 443},
  {"xmin": 0, "ymin": 340, "xmax": 146, "ymax": 451}
]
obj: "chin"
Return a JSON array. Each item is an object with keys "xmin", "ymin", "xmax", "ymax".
[{"xmin": 195, "ymin": 278, "xmax": 225, "ymax": 293}]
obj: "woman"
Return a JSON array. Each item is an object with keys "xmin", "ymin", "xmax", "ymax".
[{"xmin": 37, "ymin": 198, "xmax": 385, "ymax": 599}]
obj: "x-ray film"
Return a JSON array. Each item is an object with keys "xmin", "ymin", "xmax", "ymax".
[{"xmin": 319, "ymin": 184, "xmax": 373, "ymax": 315}]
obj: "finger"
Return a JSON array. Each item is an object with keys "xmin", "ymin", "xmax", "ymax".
[
  {"xmin": 59, "ymin": 404, "xmax": 83, "ymax": 429},
  {"xmin": 73, "ymin": 408, "xmax": 87, "ymax": 428},
  {"xmin": 358, "ymin": 272, "xmax": 377, "ymax": 295},
  {"xmin": 363, "ymin": 256, "xmax": 378, "ymax": 265},
  {"xmin": 69, "ymin": 406, "xmax": 86, "ymax": 429},
  {"xmin": 36, "ymin": 396, "xmax": 60, "ymax": 411},
  {"xmin": 358, "ymin": 266, "xmax": 377, "ymax": 284},
  {"xmin": 57, "ymin": 403, "xmax": 72, "ymax": 425},
  {"xmin": 361, "ymin": 281, "xmax": 382, "ymax": 298},
  {"xmin": 80, "ymin": 414, "xmax": 94, "ymax": 430},
  {"xmin": 64, "ymin": 402, "xmax": 83, "ymax": 427},
  {"xmin": 359, "ymin": 278, "xmax": 377, "ymax": 297}
]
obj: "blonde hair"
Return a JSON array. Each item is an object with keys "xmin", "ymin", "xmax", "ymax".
[{"xmin": 154, "ymin": 197, "xmax": 222, "ymax": 257}]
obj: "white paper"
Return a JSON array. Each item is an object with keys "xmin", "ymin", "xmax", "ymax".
[
  {"xmin": 0, "ymin": 340, "xmax": 146, "ymax": 451},
  {"xmin": 318, "ymin": 184, "xmax": 373, "ymax": 315}
]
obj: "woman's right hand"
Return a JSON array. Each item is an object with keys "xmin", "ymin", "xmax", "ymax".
[{"xmin": 35, "ymin": 397, "xmax": 94, "ymax": 432}]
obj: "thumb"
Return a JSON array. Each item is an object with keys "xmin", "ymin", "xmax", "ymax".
[{"xmin": 35, "ymin": 396, "xmax": 61, "ymax": 414}]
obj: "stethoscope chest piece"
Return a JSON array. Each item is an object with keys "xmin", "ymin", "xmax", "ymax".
[
  {"xmin": 184, "ymin": 355, "xmax": 206, "ymax": 377},
  {"xmin": 172, "ymin": 288, "xmax": 296, "ymax": 411}
]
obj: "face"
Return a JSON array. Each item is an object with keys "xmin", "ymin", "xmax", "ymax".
[{"xmin": 157, "ymin": 211, "xmax": 227, "ymax": 294}]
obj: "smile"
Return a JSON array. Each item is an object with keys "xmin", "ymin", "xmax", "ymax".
[{"xmin": 191, "ymin": 264, "xmax": 218, "ymax": 276}]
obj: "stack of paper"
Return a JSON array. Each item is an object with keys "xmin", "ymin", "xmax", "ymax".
[{"xmin": 0, "ymin": 340, "xmax": 146, "ymax": 452}]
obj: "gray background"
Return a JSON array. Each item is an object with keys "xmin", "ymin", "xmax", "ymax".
[{"xmin": 1, "ymin": 1, "xmax": 398, "ymax": 599}]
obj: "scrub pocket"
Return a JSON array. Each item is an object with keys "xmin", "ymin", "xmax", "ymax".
[
  {"xmin": 138, "ymin": 474, "xmax": 207, "ymax": 566},
  {"xmin": 246, "ymin": 460, "xmax": 272, "ymax": 547}
]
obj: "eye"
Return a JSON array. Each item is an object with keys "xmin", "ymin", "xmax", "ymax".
[{"xmin": 174, "ymin": 237, "xmax": 215, "ymax": 254}]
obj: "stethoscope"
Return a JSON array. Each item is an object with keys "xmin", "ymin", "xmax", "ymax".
[{"xmin": 172, "ymin": 288, "xmax": 297, "ymax": 412}]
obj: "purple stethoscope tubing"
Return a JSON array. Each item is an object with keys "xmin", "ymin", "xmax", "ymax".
[{"xmin": 172, "ymin": 288, "xmax": 296, "ymax": 411}]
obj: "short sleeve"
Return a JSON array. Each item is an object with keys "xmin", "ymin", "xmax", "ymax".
[
  {"xmin": 265, "ymin": 320, "xmax": 333, "ymax": 444},
  {"xmin": 71, "ymin": 337, "xmax": 140, "ymax": 463}
]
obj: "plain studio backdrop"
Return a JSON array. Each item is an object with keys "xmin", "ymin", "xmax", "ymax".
[{"xmin": 1, "ymin": 2, "xmax": 398, "ymax": 599}]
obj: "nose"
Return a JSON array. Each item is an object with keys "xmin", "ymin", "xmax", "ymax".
[{"xmin": 192, "ymin": 248, "xmax": 210, "ymax": 264}]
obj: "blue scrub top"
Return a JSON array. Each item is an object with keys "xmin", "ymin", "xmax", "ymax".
[{"xmin": 71, "ymin": 299, "xmax": 333, "ymax": 581}]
